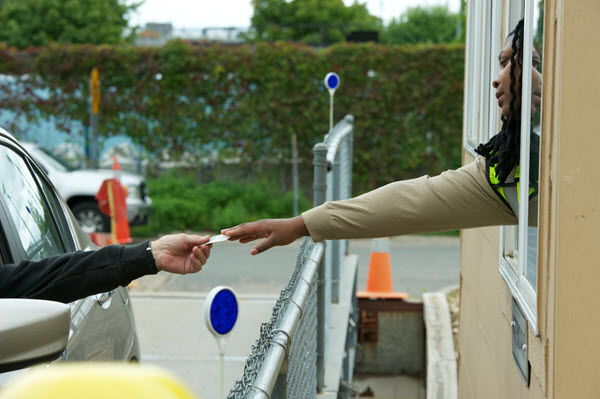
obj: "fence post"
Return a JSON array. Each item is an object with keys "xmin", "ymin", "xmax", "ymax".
[
  {"xmin": 313, "ymin": 142, "xmax": 328, "ymax": 391},
  {"xmin": 330, "ymin": 152, "xmax": 341, "ymax": 303},
  {"xmin": 313, "ymin": 143, "xmax": 327, "ymax": 206}
]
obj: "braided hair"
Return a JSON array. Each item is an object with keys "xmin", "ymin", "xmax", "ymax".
[{"xmin": 475, "ymin": 19, "xmax": 539, "ymax": 188}]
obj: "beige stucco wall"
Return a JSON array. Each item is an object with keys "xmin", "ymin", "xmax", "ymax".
[
  {"xmin": 545, "ymin": 1, "xmax": 600, "ymax": 398},
  {"xmin": 458, "ymin": 1, "xmax": 600, "ymax": 398},
  {"xmin": 457, "ymin": 153, "xmax": 546, "ymax": 399}
]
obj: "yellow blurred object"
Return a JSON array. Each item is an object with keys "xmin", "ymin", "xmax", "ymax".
[
  {"xmin": 0, "ymin": 363, "xmax": 200, "ymax": 399},
  {"xmin": 90, "ymin": 67, "xmax": 100, "ymax": 115}
]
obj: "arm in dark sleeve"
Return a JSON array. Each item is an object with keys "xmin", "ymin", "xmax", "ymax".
[{"xmin": 0, "ymin": 241, "xmax": 159, "ymax": 303}]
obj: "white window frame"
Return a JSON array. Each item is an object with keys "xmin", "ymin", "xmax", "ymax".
[
  {"xmin": 463, "ymin": 1, "xmax": 497, "ymax": 153},
  {"xmin": 498, "ymin": 0, "xmax": 540, "ymax": 335},
  {"xmin": 463, "ymin": 0, "xmax": 541, "ymax": 334}
]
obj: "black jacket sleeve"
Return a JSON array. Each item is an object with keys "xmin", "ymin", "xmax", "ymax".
[{"xmin": 0, "ymin": 241, "xmax": 159, "ymax": 303}]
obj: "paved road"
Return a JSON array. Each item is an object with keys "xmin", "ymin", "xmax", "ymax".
[
  {"xmin": 130, "ymin": 294, "xmax": 277, "ymax": 399},
  {"xmin": 129, "ymin": 234, "xmax": 459, "ymax": 398},
  {"xmin": 131, "ymin": 235, "xmax": 460, "ymax": 297}
]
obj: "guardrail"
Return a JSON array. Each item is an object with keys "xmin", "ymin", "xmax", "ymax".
[{"xmin": 227, "ymin": 115, "xmax": 356, "ymax": 399}]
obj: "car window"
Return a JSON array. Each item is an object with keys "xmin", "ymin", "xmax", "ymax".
[
  {"xmin": 38, "ymin": 174, "xmax": 76, "ymax": 253},
  {"xmin": 0, "ymin": 144, "xmax": 65, "ymax": 260},
  {"xmin": 34, "ymin": 146, "xmax": 76, "ymax": 172}
]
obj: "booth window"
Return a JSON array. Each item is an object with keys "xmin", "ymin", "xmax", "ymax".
[{"xmin": 463, "ymin": 0, "xmax": 544, "ymax": 334}]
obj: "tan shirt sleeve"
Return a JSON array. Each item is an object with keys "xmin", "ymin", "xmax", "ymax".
[{"xmin": 302, "ymin": 156, "xmax": 518, "ymax": 242}]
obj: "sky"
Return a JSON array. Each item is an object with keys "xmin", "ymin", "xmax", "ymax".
[{"xmin": 130, "ymin": 0, "xmax": 461, "ymax": 30}]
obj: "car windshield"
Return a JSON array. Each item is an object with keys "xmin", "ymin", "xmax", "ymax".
[{"xmin": 35, "ymin": 146, "xmax": 77, "ymax": 172}]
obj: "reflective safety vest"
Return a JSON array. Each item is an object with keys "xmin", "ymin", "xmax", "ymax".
[{"xmin": 486, "ymin": 158, "xmax": 538, "ymax": 216}]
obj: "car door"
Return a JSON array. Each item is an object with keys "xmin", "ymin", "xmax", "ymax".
[{"xmin": 0, "ymin": 139, "xmax": 138, "ymax": 362}]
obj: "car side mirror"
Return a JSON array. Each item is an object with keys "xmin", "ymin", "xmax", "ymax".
[{"xmin": 0, "ymin": 299, "xmax": 70, "ymax": 373}]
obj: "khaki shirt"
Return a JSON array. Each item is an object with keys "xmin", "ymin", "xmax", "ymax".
[{"xmin": 302, "ymin": 156, "xmax": 528, "ymax": 243}]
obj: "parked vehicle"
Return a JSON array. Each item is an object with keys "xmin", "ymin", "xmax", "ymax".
[
  {"xmin": 0, "ymin": 127, "xmax": 141, "ymax": 381},
  {"xmin": 21, "ymin": 142, "xmax": 151, "ymax": 234}
]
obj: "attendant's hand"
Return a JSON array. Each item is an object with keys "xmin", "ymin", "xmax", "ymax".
[
  {"xmin": 150, "ymin": 234, "xmax": 212, "ymax": 274},
  {"xmin": 221, "ymin": 216, "xmax": 309, "ymax": 255}
]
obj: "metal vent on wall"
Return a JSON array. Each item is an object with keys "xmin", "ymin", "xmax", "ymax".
[{"xmin": 511, "ymin": 297, "xmax": 530, "ymax": 386}]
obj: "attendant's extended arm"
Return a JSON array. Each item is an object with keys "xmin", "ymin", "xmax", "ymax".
[
  {"xmin": 223, "ymin": 157, "xmax": 517, "ymax": 254},
  {"xmin": 302, "ymin": 156, "xmax": 517, "ymax": 242}
]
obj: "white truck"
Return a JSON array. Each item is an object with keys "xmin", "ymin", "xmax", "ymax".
[{"xmin": 21, "ymin": 142, "xmax": 152, "ymax": 234}]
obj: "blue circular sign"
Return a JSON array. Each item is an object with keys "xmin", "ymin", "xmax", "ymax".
[
  {"xmin": 204, "ymin": 286, "xmax": 238, "ymax": 336},
  {"xmin": 324, "ymin": 72, "xmax": 340, "ymax": 91}
]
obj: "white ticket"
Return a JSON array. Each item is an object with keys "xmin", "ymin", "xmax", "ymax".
[{"xmin": 206, "ymin": 234, "xmax": 230, "ymax": 244}]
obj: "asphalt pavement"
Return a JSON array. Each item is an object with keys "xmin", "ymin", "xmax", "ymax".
[
  {"xmin": 131, "ymin": 235, "xmax": 460, "ymax": 297},
  {"xmin": 129, "ymin": 234, "xmax": 459, "ymax": 398}
]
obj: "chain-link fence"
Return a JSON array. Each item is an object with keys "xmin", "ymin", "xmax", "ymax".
[
  {"xmin": 226, "ymin": 239, "xmax": 323, "ymax": 399},
  {"xmin": 227, "ymin": 115, "xmax": 355, "ymax": 399}
]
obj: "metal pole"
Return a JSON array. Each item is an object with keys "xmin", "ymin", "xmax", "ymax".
[
  {"xmin": 313, "ymin": 143, "xmax": 327, "ymax": 207},
  {"xmin": 331, "ymin": 159, "xmax": 340, "ymax": 303},
  {"xmin": 313, "ymin": 143, "xmax": 328, "ymax": 391},
  {"xmin": 217, "ymin": 337, "xmax": 225, "ymax": 399},
  {"xmin": 329, "ymin": 94, "xmax": 334, "ymax": 132},
  {"xmin": 90, "ymin": 113, "xmax": 99, "ymax": 168},
  {"xmin": 292, "ymin": 133, "xmax": 299, "ymax": 216}
]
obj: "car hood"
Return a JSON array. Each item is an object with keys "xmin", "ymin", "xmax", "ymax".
[{"xmin": 48, "ymin": 169, "xmax": 143, "ymax": 200}]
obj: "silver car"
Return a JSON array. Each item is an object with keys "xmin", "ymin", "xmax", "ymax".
[
  {"xmin": 21, "ymin": 142, "xmax": 151, "ymax": 234},
  {"xmin": 0, "ymin": 128, "xmax": 140, "ymax": 379}
]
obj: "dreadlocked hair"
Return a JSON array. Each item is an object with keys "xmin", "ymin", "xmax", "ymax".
[{"xmin": 475, "ymin": 19, "xmax": 539, "ymax": 189}]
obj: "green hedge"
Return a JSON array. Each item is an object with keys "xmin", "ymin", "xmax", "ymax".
[
  {"xmin": 131, "ymin": 173, "xmax": 310, "ymax": 236},
  {"xmin": 0, "ymin": 41, "xmax": 464, "ymax": 193}
]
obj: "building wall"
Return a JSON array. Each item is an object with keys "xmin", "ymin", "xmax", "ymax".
[
  {"xmin": 458, "ymin": 1, "xmax": 600, "ymax": 398},
  {"xmin": 458, "ymin": 154, "xmax": 546, "ymax": 399},
  {"xmin": 545, "ymin": 1, "xmax": 600, "ymax": 398}
]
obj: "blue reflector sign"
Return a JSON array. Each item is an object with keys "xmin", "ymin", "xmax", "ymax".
[
  {"xmin": 204, "ymin": 286, "xmax": 238, "ymax": 336},
  {"xmin": 324, "ymin": 72, "xmax": 340, "ymax": 92}
]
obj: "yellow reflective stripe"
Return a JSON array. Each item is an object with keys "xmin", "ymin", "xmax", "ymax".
[
  {"xmin": 490, "ymin": 162, "xmax": 536, "ymax": 205},
  {"xmin": 489, "ymin": 163, "xmax": 500, "ymax": 185},
  {"xmin": 489, "ymin": 163, "xmax": 507, "ymax": 201}
]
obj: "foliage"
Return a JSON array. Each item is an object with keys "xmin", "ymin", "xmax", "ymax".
[
  {"xmin": 0, "ymin": 41, "xmax": 464, "ymax": 193},
  {"xmin": 381, "ymin": 6, "xmax": 462, "ymax": 45},
  {"xmin": 249, "ymin": 0, "xmax": 382, "ymax": 45},
  {"xmin": 131, "ymin": 174, "xmax": 310, "ymax": 236},
  {"xmin": 534, "ymin": 0, "xmax": 545, "ymax": 52},
  {"xmin": 0, "ymin": 0, "xmax": 139, "ymax": 49}
]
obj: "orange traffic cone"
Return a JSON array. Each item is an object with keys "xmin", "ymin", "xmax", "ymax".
[
  {"xmin": 112, "ymin": 155, "xmax": 121, "ymax": 171},
  {"xmin": 88, "ymin": 232, "xmax": 113, "ymax": 247},
  {"xmin": 356, "ymin": 238, "xmax": 407, "ymax": 299},
  {"xmin": 109, "ymin": 155, "xmax": 131, "ymax": 244},
  {"xmin": 115, "ymin": 217, "xmax": 132, "ymax": 244}
]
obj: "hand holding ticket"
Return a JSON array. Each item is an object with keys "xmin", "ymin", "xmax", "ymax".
[
  {"xmin": 206, "ymin": 234, "xmax": 230, "ymax": 244},
  {"xmin": 220, "ymin": 216, "xmax": 310, "ymax": 255}
]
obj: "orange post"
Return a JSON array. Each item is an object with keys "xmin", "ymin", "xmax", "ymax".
[
  {"xmin": 93, "ymin": 156, "xmax": 132, "ymax": 245},
  {"xmin": 356, "ymin": 238, "xmax": 407, "ymax": 299},
  {"xmin": 88, "ymin": 232, "xmax": 113, "ymax": 247},
  {"xmin": 112, "ymin": 155, "xmax": 121, "ymax": 171},
  {"xmin": 111, "ymin": 155, "xmax": 132, "ymax": 244}
]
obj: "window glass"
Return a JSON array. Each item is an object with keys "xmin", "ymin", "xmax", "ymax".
[
  {"xmin": 497, "ymin": 0, "xmax": 544, "ymax": 333},
  {"xmin": 0, "ymin": 145, "xmax": 65, "ymax": 260},
  {"xmin": 39, "ymin": 175, "xmax": 76, "ymax": 253},
  {"xmin": 523, "ymin": 0, "xmax": 544, "ymax": 289}
]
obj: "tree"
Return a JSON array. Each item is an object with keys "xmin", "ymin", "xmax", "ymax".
[
  {"xmin": 381, "ymin": 6, "xmax": 461, "ymax": 45},
  {"xmin": 0, "ymin": 0, "xmax": 140, "ymax": 49},
  {"xmin": 249, "ymin": 0, "xmax": 382, "ymax": 45}
]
